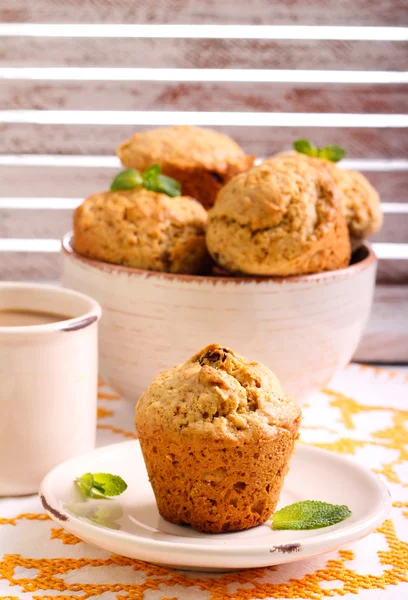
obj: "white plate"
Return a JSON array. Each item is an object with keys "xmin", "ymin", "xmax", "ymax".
[{"xmin": 40, "ymin": 440, "xmax": 391, "ymax": 571}]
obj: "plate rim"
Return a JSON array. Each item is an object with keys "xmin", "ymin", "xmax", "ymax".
[{"xmin": 40, "ymin": 439, "xmax": 392, "ymax": 562}]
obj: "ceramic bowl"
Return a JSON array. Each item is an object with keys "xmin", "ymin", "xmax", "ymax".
[{"xmin": 62, "ymin": 234, "xmax": 377, "ymax": 403}]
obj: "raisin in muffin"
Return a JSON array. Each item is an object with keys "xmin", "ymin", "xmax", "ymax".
[
  {"xmin": 73, "ymin": 188, "xmax": 210, "ymax": 274},
  {"xmin": 206, "ymin": 157, "xmax": 351, "ymax": 276},
  {"xmin": 117, "ymin": 126, "xmax": 255, "ymax": 210},
  {"xmin": 135, "ymin": 344, "xmax": 301, "ymax": 533},
  {"xmin": 272, "ymin": 152, "xmax": 382, "ymax": 250}
]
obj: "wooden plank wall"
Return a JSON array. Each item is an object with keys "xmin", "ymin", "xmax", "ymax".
[{"xmin": 0, "ymin": 0, "xmax": 407, "ymax": 361}]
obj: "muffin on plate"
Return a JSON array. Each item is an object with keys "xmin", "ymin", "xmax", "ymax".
[
  {"xmin": 135, "ymin": 344, "xmax": 302, "ymax": 533},
  {"xmin": 206, "ymin": 157, "xmax": 351, "ymax": 276},
  {"xmin": 272, "ymin": 152, "xmax": 382, "ymax": 250},
  {"xmin": 73, "ymin": 188, "xmax": 210, "ymax": 274},
  {"xmin": 117, "ymin": 126, "xmax": 255, "ymax": 209}
]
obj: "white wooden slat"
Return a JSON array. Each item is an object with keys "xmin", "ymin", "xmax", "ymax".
[
  {"xmin": 1, "ymin": 155, "xmax": 407, "ymax": 170},
  {"xmin": 1, "ymin": 125, "xmax": 405, "ymax": 157},
  {"xmin": 2, "ymin": 0, "xmax": 406, "ymax": 27},
  {"xmin": 0, "ymin": 198, "xmax": 80, "ymax": 209},
  {"xmin": 1, "ymin": 24, "xmax": 407, "ymax": 40},
  {"xmin": 1, "ymin": 110, "xmax": 407, "ymax": 127},
  {"xmin": 381, "ymin": 204, "xmax": 408, "ymax": 213},
  {"xmin": 0, "ymin": 155, "xmax": 121, "ymax": 167},
  {"xmin": 2, "ymin": 38, "xmax": 406, "ymax": 72},
  {"xmin": 0, "ymin": 239, "xmax": 61, "ymax": 252},
  {"xmin": 372, "ymin": 243, "xmax": 408, "ymax": 259},
  {"xmin": 1, "ymin": 67, "xmax": 407, "ymax": 84},
  {"xmin": 2, "ymin": 81, "xmax": 405, "ymax": 116}
]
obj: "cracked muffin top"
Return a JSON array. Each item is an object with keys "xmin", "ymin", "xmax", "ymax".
[
  {"xmin": 206, "ymin": 157, "xmax": 351, "ymax": 276},
  {"xmin": 73, "ymin": 188, "xmax": 210, "ymax": 274},
  {"xmin": 210, "ymin": 156, "xmax": 335, "ymax": 233},
  {"xmin": 272, "ymin": 152, "xmax": 382, "ymax": 249},
  {"xmin": 117, "ymin": 125, "xmax": 249, "ymax": 172},
  {"xmin": 334, "ymin": 169, "xmax": 382, "ymax": 249},
  {"xmin": 135, "ymin": 344, "xmax": 301, "ymax": 442}
]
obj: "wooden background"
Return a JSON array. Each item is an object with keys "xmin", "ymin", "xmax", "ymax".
[{"xmin": 0, "ymin": 0, "xmax": 407, "ymax": 362}]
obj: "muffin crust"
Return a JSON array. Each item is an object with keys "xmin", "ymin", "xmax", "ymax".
[
  {"xmin": 117, "ymin": 126, "xmax": 255, "ymax": 209},
  {"xmin": 273, "ymin": 152, "xmax": 383, "ymax": 249},
  {"xmin": 206, "ymin": 157, "xmax": 351, "ymax": 276},
  {"xmin": 135, "ymin": 344, "xmax": 301, "ymax": 533},
  {"xmin": 73, "ymin": 188, "xmax": 210, "ymax": 274}
]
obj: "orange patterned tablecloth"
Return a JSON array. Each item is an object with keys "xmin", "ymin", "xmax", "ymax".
[{"xmin": 1, "ymin": 364, "xmax": 408, "ymax": 600}]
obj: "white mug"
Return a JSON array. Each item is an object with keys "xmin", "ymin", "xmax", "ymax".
[{"xmin": 0, "ymin": 283, "xmax": 101, "ymax": 496}]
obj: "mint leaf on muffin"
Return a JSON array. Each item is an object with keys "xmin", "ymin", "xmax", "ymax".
[
  {"xmin": 293, "ymin": 139, "xmax": 316, "ymax": 157},
  {"xmin": 318, "ymin": 145, "xmax": 346, "ymax": 162},
  {"xmin": 111, "ymin": 165, "xmax": 181, "ymax": 197},
  {"xmin": 143, "ymin": 165, "xmax": 181, "ymax": 197},
  {"xmin": 75, "ymin": 473, "xmax": 128, "ymax": 498},
  {"xmin": 293, "ymin": 139, "xmax": 346, "ymax": 163},
  {"xmin": 272, "ymin": 500, "xmax": 351, "ymax": 530},
  {"xmin": 111, "ymin": 168, "xmax": 143, "ymax": 191}
]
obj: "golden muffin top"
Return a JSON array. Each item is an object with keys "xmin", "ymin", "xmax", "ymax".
[
  {"xmin": 270, "ymin": 151, "xmax": 382, "ymax": 248},
  {"xmin": 117, "ymin": 125, "xmax": 248, "ymax": 172},
  {"xmin": 211, "ymin": 156, "xmax": 341, "ymax": 241},
  {"xmin": 73, "ymin": 188, "xmax": 209, "ymax": 274},
  {"xmin": 135, "ymin": 344, "xmax": 301, "ymax": 442}
]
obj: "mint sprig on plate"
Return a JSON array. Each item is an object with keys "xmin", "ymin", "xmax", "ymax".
[
  {"xmin": 272, "ymin": 500, "xmax": 351, "ymax": 530},
  {"xmin": 293, "ymin": 139, "xmax": 346, "ymax": 163},
  {"xmin": 75, "ymin": 473, "xmax": 128, "ymax": 499},
  {"xmin": 110, "ymin": 165, "xmax": 181, "ymax": 197}
]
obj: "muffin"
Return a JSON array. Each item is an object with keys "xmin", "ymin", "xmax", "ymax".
[
  {"xmin": 272, "ymin": 152, "xmax": 382, "ymax": 250},
  {"xmin": 334, "ymin": 169, "xmax": 382, "ymax": 250},
  {"xmin": 117, "ymin": 126, "xmax": 255, "ymax": 209},
  {"xmin": 73, "ymin": 188, "xmax": 210, "ymax": 274},
  {"xmin": 135, "ymin": 344, "xmax": 301, "ymax": 533},
  {"xmin": 206, "ymin": 157, "xmax": 351, "ymax": 276}
]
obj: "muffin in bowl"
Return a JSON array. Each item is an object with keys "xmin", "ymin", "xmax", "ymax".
[
  {"xmin": 117, "ymin": 125, "xmax": 255, "ymax": 209},
  {"xmin": 206, "ymin": 157, "xmax": 351, "ymax": 276},
  {"xmin": 270, "ymin": 152, "xmax": 383, "ymax": 250},
  {"xmin": 73, "ymin": 187, "xmax": 210, "ymax": 275},
  {"xmin": 334, "ymin": 168, "xmax": 383, "ymax": 250},
  {"xmin": 135, "ymin": 344, "xmax": 302, "ymax": 533}
]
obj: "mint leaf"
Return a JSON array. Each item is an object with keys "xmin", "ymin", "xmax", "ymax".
[
  {"xmin": 75, "ymin": 472, "xmax": 128, "ymax": 498},
  {"xmin": 91, "ymin": 473, "xmax": 128, "ymax": 497},
  {"xmin": 110, "ymin": 164, "xmax": 181, "ymax": 197},
  {"xmin": 272, "ymin": 500, "xmax": 351, "ymax": 530},
  {"xmin": 111, "ymin": 169, "xmax": 143, "ymax": 191},
  {"xmin": 143, "ymin": 165, "xmax": 161, "ymax": 181},
  {"xmin": 293, "ymin": 139, "xmax": 317, "ymax": 157},
  {"xmin": 293, "ymin": 140, "xmax": 346, "ymax": 163},
  {"xmin": 154, "ymin": 174, "xmax": 181, "ymax": 197},
  {"xmin": 318, "ymin": 145, "xmax": 346, "ymax": 163},
  {"xmin": 75, "ymin": 472, "xmax": 93, "ymax": 496},
  {"xmin": 142, "ymin": 164, "xmax": 181, "ymax": 197}
]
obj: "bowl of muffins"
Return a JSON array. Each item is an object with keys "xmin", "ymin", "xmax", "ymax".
[{"xmin": 62, "ymin": 127, "xmax": 381, "ymax": 402}]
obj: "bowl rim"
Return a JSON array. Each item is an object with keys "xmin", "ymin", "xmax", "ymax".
[{"xmin": 62, "ymin": 232, "xmax": 377, "ymax": 285}]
